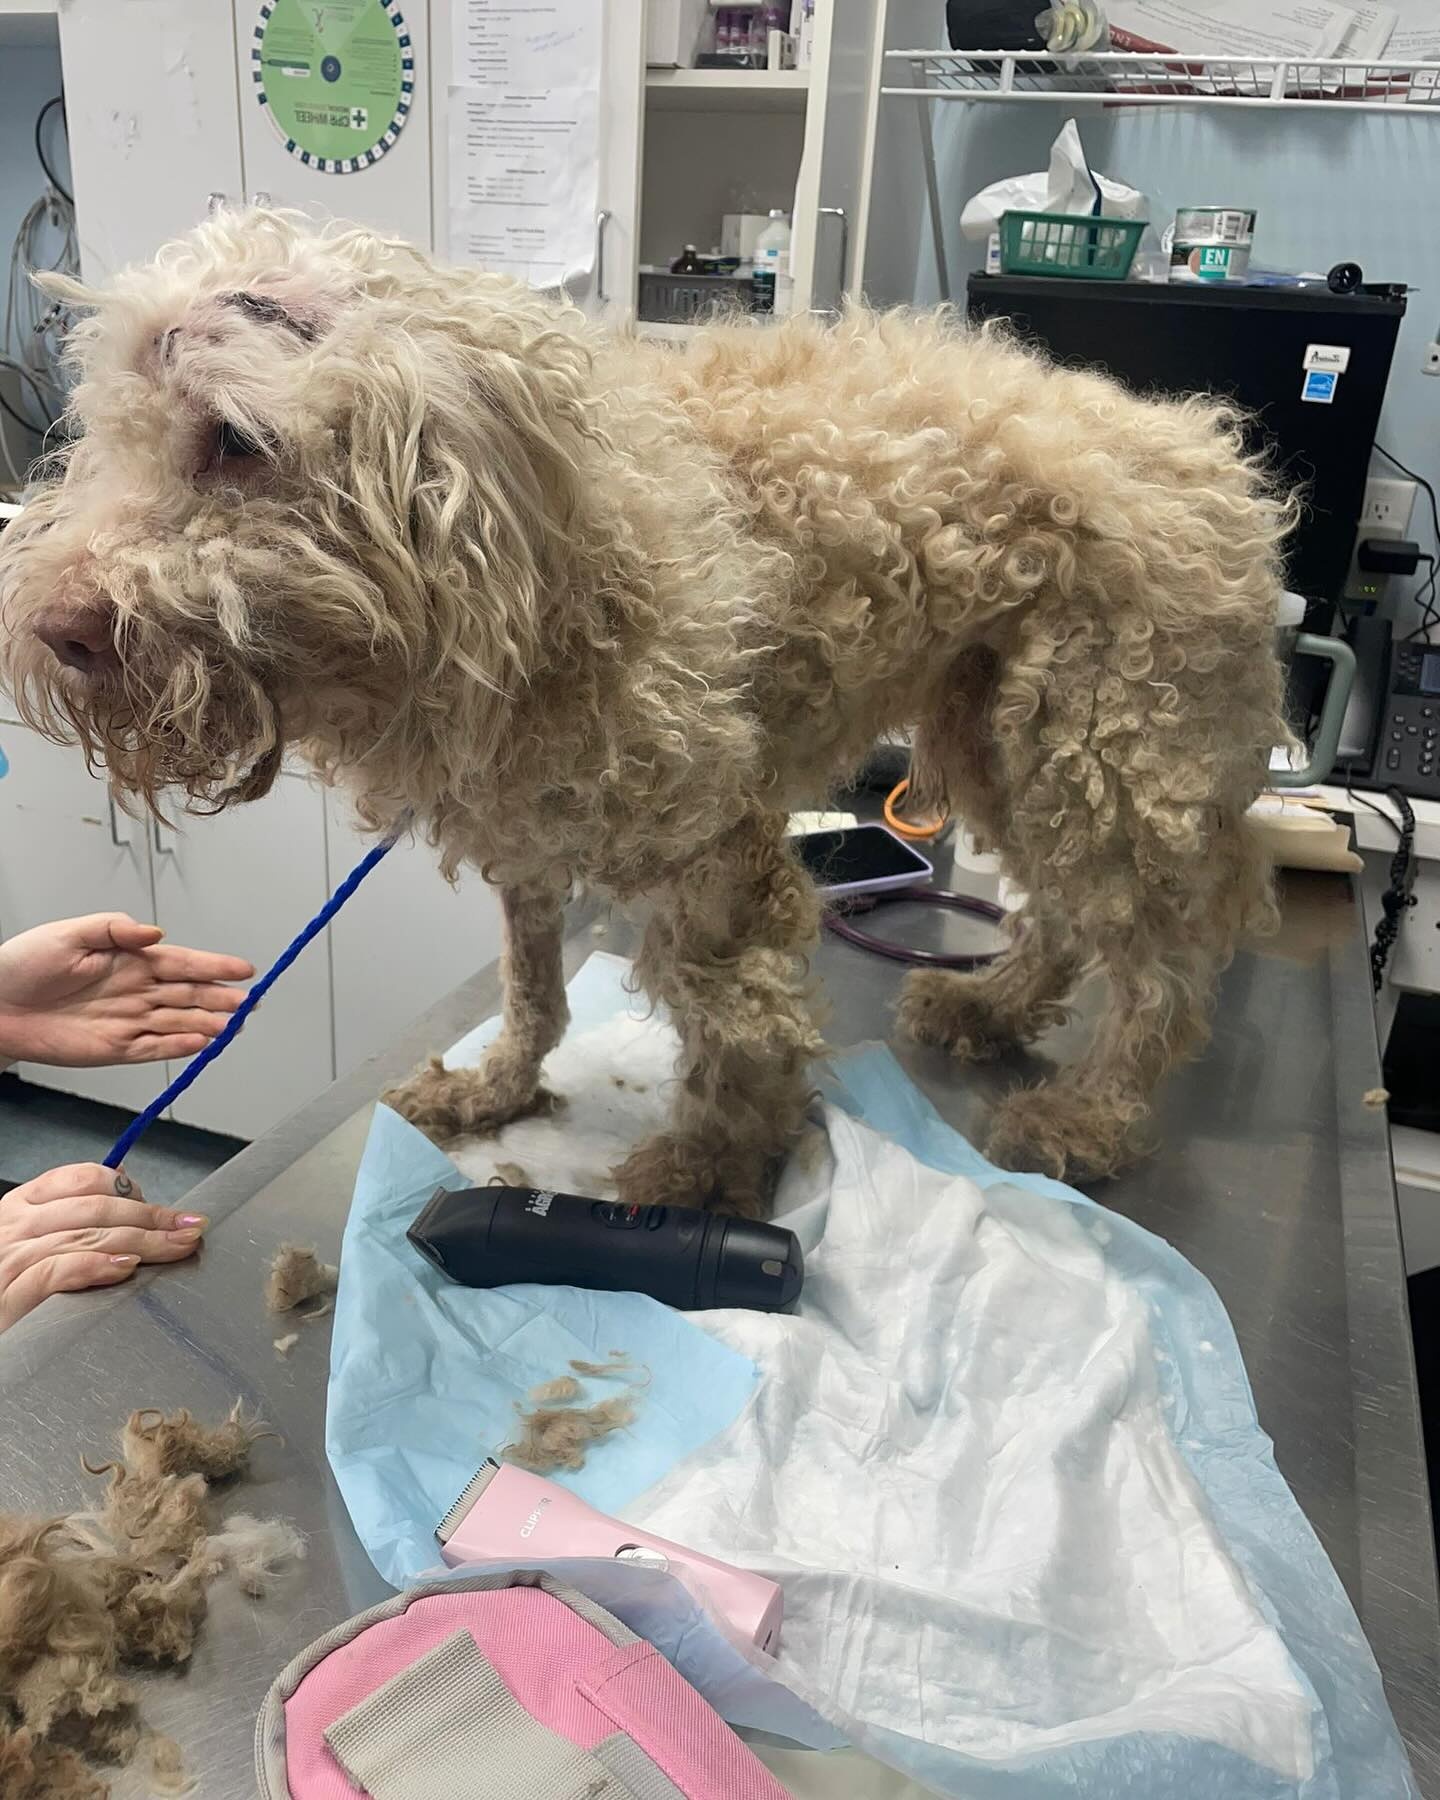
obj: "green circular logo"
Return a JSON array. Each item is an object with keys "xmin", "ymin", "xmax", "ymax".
[{"xmin": 252, "ymin": 0, "xmax": 413, "ymax": 174}]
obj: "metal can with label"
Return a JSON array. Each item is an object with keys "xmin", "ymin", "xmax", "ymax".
[{"xmin": 1170, "ymin": 205, "xmax": 1257, "ymax": 285}]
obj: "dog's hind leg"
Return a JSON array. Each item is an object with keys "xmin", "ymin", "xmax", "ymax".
[
  {"xmin": 614, "ymin": 813, "xmax": 823, "ymax": 1218},
  {"xmin": 938, "ymin": 597, "xmax": 1274, "ymax": 1178},
  {"xmin": 896, "ymin": 906, "xmax": 1082, "ymax": 1062},
  {"xmin": 983, "ymin": 923, "xmax": 1216, "ymax": 1180},
  {"xmin": 980, "ymin": 808, "xmax": 1272, "ymax": 1179},
  {"xmin": 897, "ymin": 648, "xmax": 1082, "ymax": 1060},
  {"xmin": 384, "ymin": 882, "xmax": 568, "ymax": 1144}
]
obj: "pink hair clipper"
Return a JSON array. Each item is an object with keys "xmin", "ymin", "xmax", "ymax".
[{"xmin": 436, "ymin": 1458, "xmax": 783, "ymax": 1652}]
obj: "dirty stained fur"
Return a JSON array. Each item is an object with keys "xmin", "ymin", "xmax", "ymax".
[{"xmin": 0, "ymin": 210, "xmax": 1292, "ymax": 1199}]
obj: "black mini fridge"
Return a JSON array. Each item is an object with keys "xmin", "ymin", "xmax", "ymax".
[{"xmin": 966, "ymin": 274, "xmax": 1407, "ymax": 631}]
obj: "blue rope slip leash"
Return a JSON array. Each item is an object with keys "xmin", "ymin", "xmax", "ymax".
[{"xmin": 104, "ymin": 825, "xmax": 405, "ymax": 1170}]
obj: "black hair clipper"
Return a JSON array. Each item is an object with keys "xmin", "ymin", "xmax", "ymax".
[{"xmin": 407, "ymin": 1185, "xmax": 804, "ymax": 1313}]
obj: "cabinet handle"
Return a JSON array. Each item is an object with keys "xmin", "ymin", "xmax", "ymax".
[
  {"xmin": 152, "ymin": 817, "xmax": 174, "ymax": 858},
  {"xmin": 106, "ymin": 792, "xmax": 129, "ymax": 851},
  {"xmin": 595, "ymin": 209, "xmax": 612, "ymax": 303},
  {"xmin": 816, "ymin": 207, "xmax": 849, "ymax": 313}
]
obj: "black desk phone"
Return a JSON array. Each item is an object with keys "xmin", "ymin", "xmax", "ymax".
[{"xmin": 1338, "ymin": 614, "xmax": 1440, "ymax": 800}]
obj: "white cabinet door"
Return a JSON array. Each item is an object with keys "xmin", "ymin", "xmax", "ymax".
[
  {"xmin": 235, "ymin": 0, "xmax": 435, "ymax": 245},
  {"xmin": 152, "ymin": 775, "xmax": 334, "ymax": 1139},
  {"xmin": 57, "ymin": 0, "xmax": 245, "ymax": 279},
  {"xmin": 0, "ymin": 729, "xmax": 161, "ymax": 1111},
  {"xmin": 792, "ymin": 0, "xmax": 882, "ymax": 312},
  {"xmin": 326, "ymin": 797, "xmax": 502, "ymax": 1075},
  {"xmin": 429, "ymin": 0, "xmax": 642, "ymax": 320}
]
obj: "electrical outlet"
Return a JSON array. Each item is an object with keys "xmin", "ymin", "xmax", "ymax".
[
  {"xmin": 1362, "ymin": 476, "xmax": 1418, "ymax": 531},
  {"xmin": 1347, "ymin": 475, "xmax": 1421, "ymax": 606}
]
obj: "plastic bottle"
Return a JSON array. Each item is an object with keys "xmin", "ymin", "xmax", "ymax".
[{"xmin": 751, "ymin": 209, "xmax": 793, "ymax": 317}]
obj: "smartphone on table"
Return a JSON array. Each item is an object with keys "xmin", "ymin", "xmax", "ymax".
[{"xmin": 792, "ymin": 823, "xmax": 933, "ymax": 900}]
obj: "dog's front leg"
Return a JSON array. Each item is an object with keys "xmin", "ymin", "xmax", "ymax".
[
  {"xmin": 384, "ymin": 882, "xmax": 568, "ymax": 1144},
  {"xmin": 615, "ymin": 815, "xmax": 823, "ymax": 1218}
]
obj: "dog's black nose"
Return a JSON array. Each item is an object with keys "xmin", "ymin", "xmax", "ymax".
[{"xmin": 35, "ymin": 607, "xmax": 118, "ymax": 677}]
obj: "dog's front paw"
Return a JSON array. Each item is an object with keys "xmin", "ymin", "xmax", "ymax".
[
  {"xmin": 613, "ymin": 1132, "xmax": 770, "ymax": 1219},
  {"xmin": 383, "ymin": 1045, "xmax": 561, "ymax": 1147},
  {"xmin": 896, "ymin": 969, "xmax": 1008, "ymax": 1062},
  {"xmin": 983, "ymin": 1084, "xmax": 1140, "ymax": 1182}
]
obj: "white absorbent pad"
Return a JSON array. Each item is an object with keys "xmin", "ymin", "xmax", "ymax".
[{"xmin": 328, "ymin": 954, "xmax": 1416, "ymax": 1800}]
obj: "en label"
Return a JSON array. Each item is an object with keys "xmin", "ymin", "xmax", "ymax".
[{"xmin": 1302, "ymin": 370, "xmax": 1339, "ymax": 405}]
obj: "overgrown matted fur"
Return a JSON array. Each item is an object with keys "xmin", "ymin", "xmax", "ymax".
[{"xmin": 0, "ymin": 211, "xmax": 1292, "ymax": 1206}]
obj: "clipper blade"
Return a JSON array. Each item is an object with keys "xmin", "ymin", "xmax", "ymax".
[{"xmin": 435, "ymin": 1456, "xmax": 502, "ymax": 1545}]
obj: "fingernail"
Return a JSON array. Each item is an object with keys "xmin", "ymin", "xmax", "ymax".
[
  {"xmin": 109, "ymin": 1254, "xmax": 140, "ymax": 1267},
  {"xmin": 113, "ymin": 1171, "xmax": 134, "ymax": 1197},
  {"xmin": 170, "ymin": 1228, "xmax": 203, "ymax": 1244},
  {"xmin": 177, "ymin": 1214, "xmax": 208, "ymax": 1230}
]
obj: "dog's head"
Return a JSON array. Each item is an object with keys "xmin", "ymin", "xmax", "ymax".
[{"xmin": 0, "ymin": 209, "xmax": 597, "ymax": 812}]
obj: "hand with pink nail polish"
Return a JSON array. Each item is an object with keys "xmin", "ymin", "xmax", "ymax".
[{"xmin": 0, "ymin": 1162, "xmax": 207, "ymax": 1333}]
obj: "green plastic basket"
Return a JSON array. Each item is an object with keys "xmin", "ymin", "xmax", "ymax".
[{"xmin": 998, "ymin": 210, "xmax": 1145, "ymax": 280}]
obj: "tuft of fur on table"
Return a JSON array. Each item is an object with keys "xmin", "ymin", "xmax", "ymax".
[
  {"xmin": 0, "ymin": 1403, "xmax": 302, "ymax": 1793},
  {"xmin": 265, "ymin": 1243, "xmax": 338, "ymax": 1315},
  {"xmin": 0, "ymin": 210, "xmax": 1294, "ymax": 1197}
]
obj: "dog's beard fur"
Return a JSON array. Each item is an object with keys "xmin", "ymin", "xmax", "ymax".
[
  {"xmin": 52, "ymin": 635, "xmax": 283, "ymax": 814},
  {"xmin": 2, "ymin": 497, "xmax": 289, "ymax": 812},
  {"xmin": 15, "ymin": 630, "xmax": 283, "ymax": 816}
]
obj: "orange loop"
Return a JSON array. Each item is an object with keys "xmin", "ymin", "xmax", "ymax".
[{"xmin": 884, "ymin": 777, "xmax": 948, "ymax": 841}]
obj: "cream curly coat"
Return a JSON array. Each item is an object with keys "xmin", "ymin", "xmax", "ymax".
[{"xmin": 0, "ymin": 212, "xmax": 1291, "ymax": 1210}]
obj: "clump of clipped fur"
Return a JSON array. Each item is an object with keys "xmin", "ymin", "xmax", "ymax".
[
  {"xmin": 0, "ymin": 208, "xmax": 1294, "ymax": 1195},
  {"xmin": 265, "ymin": 1243, "xmax": 337, "ymax": 1314},
  {"xmin": 0, "ymin": 1404, "xmax": 301, "ymax": 1793},
  {"xmin": 569, "ymin": 1352, "xmax": 638, "ymax": 1381},
  {"xmin": 529, "ymin": 1376, "xmax": 581, "ymax": 1405},
  {"xmin": 503, "ymin": 1396, "xmax": 636, "ymax": 1474},
  {"xmin": 0, "ymin": 1726, "xmax": 108, "ymax": 1800}
]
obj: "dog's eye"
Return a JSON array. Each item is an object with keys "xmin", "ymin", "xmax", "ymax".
[{"xmin": 215, "ymin": 420, "xmax": 263, "ymax": 461}]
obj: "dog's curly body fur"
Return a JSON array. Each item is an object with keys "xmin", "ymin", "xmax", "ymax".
[{"xmin": 0, "ymin": 213, "xmax": 1290, "ymax": 1208}]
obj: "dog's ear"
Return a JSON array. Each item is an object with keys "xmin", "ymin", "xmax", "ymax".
[{"xmin": 335, "ymin": 297, "xmax": 598, "ymax": 701}]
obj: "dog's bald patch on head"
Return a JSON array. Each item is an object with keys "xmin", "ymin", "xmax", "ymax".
[{"xmin": 220, "ymin": 289, "xmax": 319, "ymax": 343}]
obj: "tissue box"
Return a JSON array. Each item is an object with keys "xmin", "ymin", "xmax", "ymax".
[
  {"xmin": 722, "ymin": 213, "xmax": 773, "ymax": 263},
  {"xmin": 648, "ymin": 0, "xmax": 712, "ymax": 67}
]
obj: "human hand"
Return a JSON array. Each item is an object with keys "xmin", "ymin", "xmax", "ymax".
[
  {"xmin": 0, "ymin": 914, "xmax": 254, "ymax": 1067},
  {"xmin": 0, "ymin": 1163, "xmax": 207, "ymax": 1333}
]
